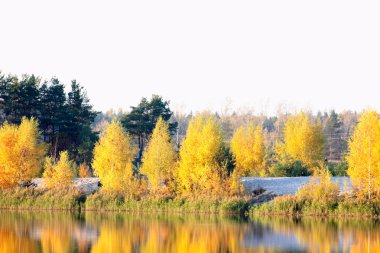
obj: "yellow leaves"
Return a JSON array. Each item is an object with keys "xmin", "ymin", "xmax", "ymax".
[
  {"xmin": 141, "ymin": 117, "xmax": 177, "ymax": 194},
  {"xmin": 177, "ymin": 114, "xmax": 223, "ymax": 195},
  {"xmin": 346, "ymin": 110, "xmax": 380, "ymax": 200},
  {"xmin": 43, "ymin": 151, "xmax": 75, "ymax": 189},
  {"xmin": 92, "ymin": 121, "xmax": 137, "ymax": 195},
  {"xmin": 230, "ymin": 124, "xmax": 265, "ymax": 176},
  {"xmin": 79, "ymin": 163, "xmax": 92, "ymax": 178},
  {"xmin": 281, "ymin": 112, "xmax": 324, "ymax": 167},
  {"xmin": 0, "ymin": 117, "xmax": 45, "ymax": 188},
  {"xmin": 296, "ymin": 165, "xmax": 339, "ymax": 203}
]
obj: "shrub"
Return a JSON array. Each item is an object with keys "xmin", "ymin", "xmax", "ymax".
[
  {"xmin": 79, "ymin": 163, "xmax": 92, "ymax": 178},
  {"xmin": 43, "ymin": 151, "xmax": 75, "ymax": 189}
]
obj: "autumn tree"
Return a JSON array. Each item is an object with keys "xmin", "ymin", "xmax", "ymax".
[
  {"xmin": 79, "ymin": 163, "xmax": 92, "ymax": 178},
  {"xmin": 141, "ymin": 117, "xmax": 177, "ymax": 194},
  {"xmin": 176, "ymin": 114, "xmax": 226, "ymax": 195},
  {"xmin": 0, "ymin": 117, "xmax": 45, "ymax": 188},
  {"xmin": 346, "ymin": 110, "xmax": 380, "ymax": 200},
  {"xmin": 230, "ymin": 124, "xmax": 266, "ymax": 176},
  {"xmin": 0, "ymin": 72, "xmax": 98, "ymax": 163},
  {"xmin": 43, "ymin": 151, "xmax": 75, "ymax": 189},
  {"xmin": 121, "ymin": 95, "xmax": 177, "ymax": 161},
  {"xmin": 278, "ymin": 112, "xmax": 324, "ymax": 167},
  {"xmin": 92, "ymin": 121, "xmax": 137, "ymax": 194}
]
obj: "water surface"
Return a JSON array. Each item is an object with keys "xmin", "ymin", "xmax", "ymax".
[{"xmin": 0, "ymin": 211, "xmax": 378, "ymax": 252}]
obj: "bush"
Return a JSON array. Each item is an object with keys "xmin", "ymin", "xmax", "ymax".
[
  {"xmin": 79, "ymin": 163, "xmax": 92, "ymax": 178},
  {"xmin": 328, "ymin": 161, "xmax": 348, "ymax": 176},
  {"xmin": 296, "ymin": 169, "xmax": 339, "ymax": 204},
  {"xmin": 269, "ymin": 160, "xmax": 311, "ymax": 177}
]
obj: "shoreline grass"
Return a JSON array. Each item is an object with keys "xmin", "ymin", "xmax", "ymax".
[
  {"xmin": 84, "ymin": 191, "xmax": 252, "ymax": 214},
  {"xmin": 0, "ymin": 187, "xmax": 252, "ymax": 214},
  {"xmin": 0, "ymin": 188, "xmax": 85, "ymax": 211},
  {"xmin": 250, "ymin": 195, "xmax": 380, "ymax": 218}
]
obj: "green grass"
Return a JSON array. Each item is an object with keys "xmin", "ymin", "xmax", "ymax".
[
  {"xmin": 85, "ymin": 191, "xmax": 251, "ymax": 214},
  {"xmin": 0, "ymin": 188, "xmax": 85, "ymax": 211},
  {"xmin": 251, "ymin": 195, "xmax": 380, "ymax": 218},
  {"xmin": 0, "ymin": 187, "xmax": 252, "ymax": 214}
]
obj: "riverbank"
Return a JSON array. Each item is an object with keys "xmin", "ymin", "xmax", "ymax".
[
  {"xmin": 0, "ymin": 187, "xmax": 258, "ymax": 214},
  {"xmin": 251, "ymin": 194, "xmax": 380, "ymax": 218}
]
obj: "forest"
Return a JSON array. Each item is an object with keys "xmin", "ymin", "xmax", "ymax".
[{"xmin": 1, "ymin": 72, "xmax": 378, "ymax": 213}]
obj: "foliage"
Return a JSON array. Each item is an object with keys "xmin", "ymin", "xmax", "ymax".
[
  {"xmin": 347, "ymin": 110, "xmax": 380, "ymax": 201},
  {"xmin": 79, "ymin": 163, "xmax": 92, "ymax": 178},
  {"xmin": 269, "ymin": 160, "xmax": 311, "ymax": 177},
  {"xmin": 141, "ymin": 117, "xmax": 177, "ymax": 194},
  {"xmin": 176, "ymin": 114, "xmax": 226, "ymax": 195},
  {"xmin": 92, "ymin": 121, "xmax": 139, "ymax": 195},
  {"xmin": 121, "ymin": 95, "xmax": 177, "ymax": 161},
  {"xmin": 0, "ymin": 73, "xmax": 97, "ymax": 163},
  {"xmin": 328, "ymin": 160, "xmax": 348, "ymax": 176},
  {"xmin": 278, "ymin": 112, "xmax": 325, "ymax": 167},
  {"xmin": 295, "ymin": 167, "xmax": 339, "ymax": 204},
  {"xmin": 215, "ymin": 145, "xmax": 235, "ymax": 176},
  {"xmin": 43, "ymin": 151, "xmax": 75, "ymax": 189},
  {"xmin": 0, "ymin": 117, "xmax": 45, "ymax": 188},
  {"xmin": 324, "ymin": 110, "xmax": 345, "ymax": 162},
  {"xmin": 230, "ymin": 124, "xmax": 266, "ymax": 176}
]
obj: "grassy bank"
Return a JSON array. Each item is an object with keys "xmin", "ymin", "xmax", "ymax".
[
  {"xmin": 0, "ymin": 188, "xmax": 252, "ymax": 214},
  {"xmin": 250, "ymin": 195, "xmax": 380, "ymax": 218},
  {"xmin": 85, "ymin": 191, "xmax": 251, "ymax": 214},
  {"xmin": 0, "ymin": 188, "xmax": 85, "ymax": 211}
]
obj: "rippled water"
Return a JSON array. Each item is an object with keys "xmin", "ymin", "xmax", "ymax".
[{"xmin": 0, "ymin": 211, "xmax": 378, "ymax": 252}]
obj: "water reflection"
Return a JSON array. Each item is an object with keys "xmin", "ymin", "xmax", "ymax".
[{"xmin": 0, "ymin": 211, "xmax": 380, "ymax": 252}]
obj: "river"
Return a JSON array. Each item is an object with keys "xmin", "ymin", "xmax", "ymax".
[{"xmin": 0, "ymin": 211, "xmax": 378, "ymax": 252}]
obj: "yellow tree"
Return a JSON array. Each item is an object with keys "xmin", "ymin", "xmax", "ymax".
[
  {"xmin": 177, "ymin": 113, "xmax": 225, "ymax": 195},
  {"xmin": 79, "ymin": 163, "xmax": 92, "ymax": 178},
  {"xmin": 0, "ymin": 117, "xmax": 45, "ymax": 188},
  {"xmin": 347, "ymin": 110, "xmax": 380, "ymax": 200},
  {"xmin": 141, "ymin": 117, "xmax": 177, "ymax": 194},
  {"xmin": 230, "ymin": 124, "xmax": 266, "ymax": 176},
  {"xmin": 281, "ymin": 112, "xmax": 324, "ymax": 167},
  {"xmin": 92, "ymin": 121, "xmax": 136, "ymax": 194},
  {"xmin": 43, "ymin": 151, "xmax": 75, "ymax": 189}
]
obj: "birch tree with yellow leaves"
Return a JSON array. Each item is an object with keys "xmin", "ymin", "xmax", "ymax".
[
  {"xmin": 92, "ymin": 121, "xmax": 137, "ymax": 194},
  {"xmin": 347, "ymin": 110, "xmax": 380, "ymax": 200},
  {"xmin": 230, "ymin": 124, "xmax": 266, "ymax": 176},
  {"xmin": 43, "ymin": 151, "xmax": 75, "ymax": 189},
  {"xmin": 0, "ymin": 117, "xmax": 45, "ymax": 188},
  {"xmin": 176, "ymin": 114, "xmax": 225, "ymax": 195},
  {"xmin": 279, "ymin": 112, "xmax": 324, "ymax": 167},
  {"xmin": 141, "ymin": 117, "xmax": 177, "ymax": 194}
]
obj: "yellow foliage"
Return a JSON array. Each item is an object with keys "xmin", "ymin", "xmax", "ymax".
[
  {"xmin": 296, "ymin": 165, "xmax": 339, "ymax": 203},
  {"xmin": 228, "ymin": 170, "xmax": 245, "ymax": 195},
  {"xmin": 177, "ymin": 114, "xmax": 224, "ymax": 195},
  {"xmin": 0, "ymin": 117, "xmax": 45, "ymax": 188},
  {"xmin": 347, "ymin": 110, "xmax": 380, "ymax": 200},
  {"xmin": 230, "ymin": 124, "xmax": 265, "ymax": 176},
  {"xmin": 43, "ymin": 151, "xmax": 75, "ymax": 189},
  {"xmin": 92, "ymin": 121, "xmax": 137, "ymax": 195},
  {"xmin": 141, "ymin": 117, "xmax": 177, "ymax": 194},
  {"xmin": 280, "ymin": 112, "xmax": 324, "ymax": 167},
  {"xmin": 79, "ymin": 163, "xmax": 92, "ymax": 178}
]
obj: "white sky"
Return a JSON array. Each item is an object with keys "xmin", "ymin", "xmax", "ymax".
[{"xmin": 1, "ymin": 0, "xmax": 379, "ymax": 115}]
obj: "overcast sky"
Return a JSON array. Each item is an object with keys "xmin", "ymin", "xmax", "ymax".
[{"xmin": 1, "ymin": 0, "xmax": 379, "ymax": 115}]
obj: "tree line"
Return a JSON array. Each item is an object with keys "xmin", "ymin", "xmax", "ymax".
[{"xmin": 1, "ymin": 71, "xmax": 377, "ymax": 200}]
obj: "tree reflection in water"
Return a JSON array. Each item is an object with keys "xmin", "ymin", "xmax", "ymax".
[{"xmin": 0, "ymin": 211, "xmax": 379, "ymax": 252}]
